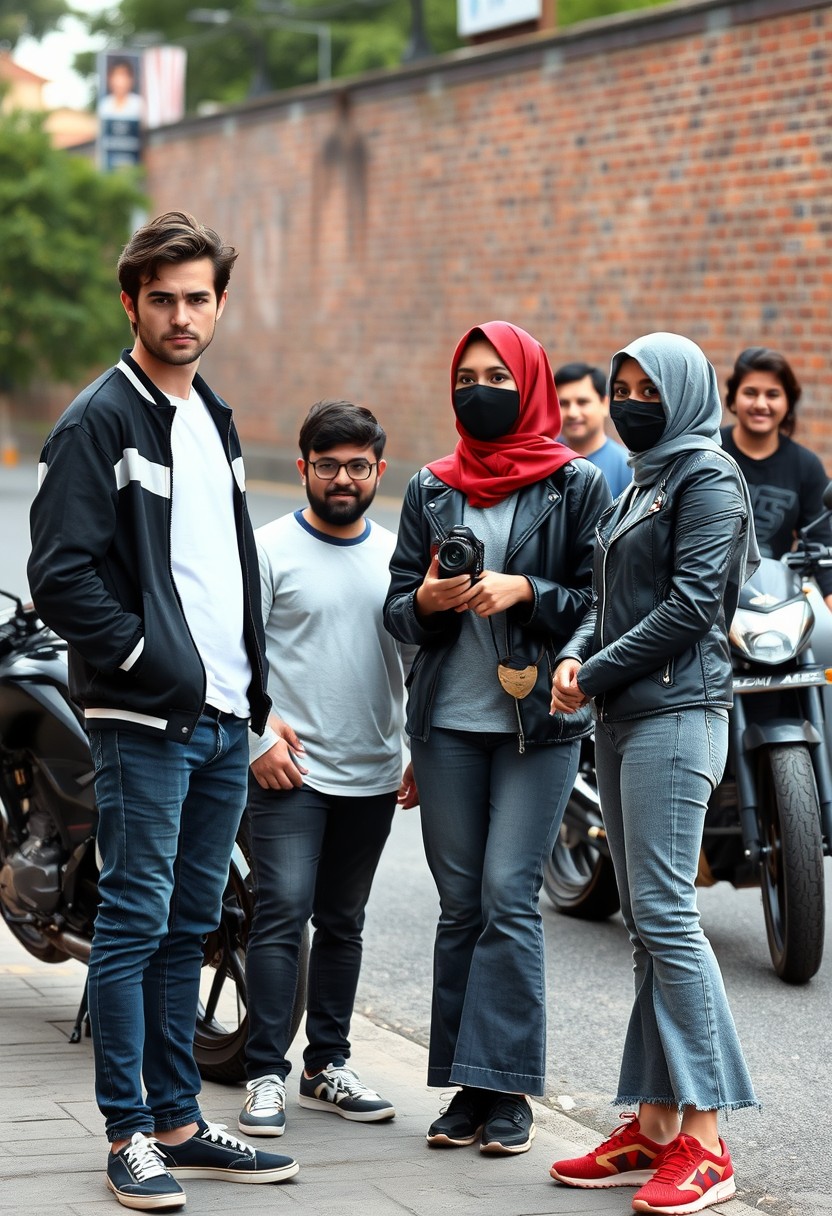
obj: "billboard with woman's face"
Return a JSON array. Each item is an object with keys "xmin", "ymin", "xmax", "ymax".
[{"xmin": 97, "ymin": 50, "xmax": 143, "ymax": 171}]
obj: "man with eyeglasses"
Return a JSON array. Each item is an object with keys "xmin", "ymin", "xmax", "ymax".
[{"xmin": 239, "ymin": 399, "xmax": 417, "ymax": 1141}]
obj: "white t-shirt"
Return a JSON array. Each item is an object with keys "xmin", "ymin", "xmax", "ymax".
[
  {"xmin": 168, "ymin": 388, "xmax": 251, "ymax": 717},
  {"xmin": 251, "ymin": 510, "xmax": 413, "ymax": 796}
]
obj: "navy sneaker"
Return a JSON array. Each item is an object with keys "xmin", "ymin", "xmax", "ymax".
[
  {"xmin": 298, "ymin": 1064, "xmax": 395, "ymax": 1122},
  {"xmin": 157, "ymin": 1120, "xmax": 299, "ymax": 1184},
  {"xmin": 480, "ymin": 1094, "xmax": 536, "ymax": 1155},
  {"xmin": 238, "ymin": 1074, "xmax": 287, "ymax": 1137},
  {"xmin": 106, "ymin": 1133, "xmax": 185, "ymax": 1211},
  {"xmin": 426, "ymin": 1087, "xmax": 494, "ymax": 1147}
]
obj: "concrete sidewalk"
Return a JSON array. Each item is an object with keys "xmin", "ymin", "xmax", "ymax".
[{"xmin": 0, "ymin": 933, "xmax": 755, "ymax": 1216}]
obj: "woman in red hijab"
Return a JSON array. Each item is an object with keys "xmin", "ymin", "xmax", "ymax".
[{"xmin": 384, "ymin": 322, "xmax": 610, "ymax": 1155}]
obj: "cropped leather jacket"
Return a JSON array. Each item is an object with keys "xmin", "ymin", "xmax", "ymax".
[
  {"xmin": 562, "ymin": 450, "xmax": 750, "ymax": 721},
  {"xmin": 383, "ymin": 461, "xmax": 610, "ymax": 749}
]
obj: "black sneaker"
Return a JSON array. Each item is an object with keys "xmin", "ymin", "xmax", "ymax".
[
  {"xmin": 106, "ymin": 1133, "xmax": 186, "ymax": 1211},
  {"xmin": 426, "ymin": 1087, "xmax": 494, "ymax": 1147},
  {"xmin": 480, "ymin": 1094, "xmax": 536, "ymax": 1155},
  {"xmin": 298, "ymin": 1064, "xmax": 395, "ymax": 1122},
  {"xmin": 157, "ymin": 1120, "xmax": 299, "ymax": 1184}
]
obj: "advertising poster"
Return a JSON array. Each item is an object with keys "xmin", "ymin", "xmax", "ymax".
[{"xmin": 97, "ymin": 50, "xmax": 143, "ymax": 172}]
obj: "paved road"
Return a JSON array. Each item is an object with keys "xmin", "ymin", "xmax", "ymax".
[{"xmin": 2, "ymin": 460, "xmax": 830, "ymax": 1216}]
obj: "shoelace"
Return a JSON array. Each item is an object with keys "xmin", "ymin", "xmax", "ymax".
[
  {"xmin": 124, "ymin": 1134, "xmax": 169, "ymax": 1181},
  {"xmin": 648, "ymin": 1135, "xmax": 702, "ymax": 1185},
  {"xmin": 246, "ymin": 1074, "xmax": 286, "ymax": 1113},
  {"xmin": 593, "ymin": 1112, "xmax": 640, "ymax": 1153},
  {"xmin": 487, "ymin": 1096, "xmax": 529, "ymax": 1128},
  {"xmin": 326, "ymin": 1066, "xmax": 381, "ymax": 1099},
  {"xmin": 200, "ymin": 1121, "xmax": 254, "ymax": 1152}
]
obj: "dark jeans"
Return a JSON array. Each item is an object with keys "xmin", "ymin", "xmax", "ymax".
[
  {"xmin": 87, "ymin": 715, "xmax": 250, "ymax": 1142},
  {"xmin": 244, "ymin": 780, "xmax": 396, "ymax": 1080},
  {"xmin": 412, "ymin": 728, "xmax": 579, "ymax": 1096}
]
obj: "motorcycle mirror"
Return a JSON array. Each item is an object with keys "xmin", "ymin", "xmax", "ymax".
[{"xmin": 823, "ymin": 483, "xmax": 832, "ymax": 511}]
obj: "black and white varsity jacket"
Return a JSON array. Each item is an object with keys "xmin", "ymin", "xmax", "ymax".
[{"xmin": 27, "ymin": 351, "xmax": 271, "ymax": 743}]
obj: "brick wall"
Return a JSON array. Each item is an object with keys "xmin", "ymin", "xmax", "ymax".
[{"xmin": 143, "ymin": 0, "xmax": 832, "ymax": 487}]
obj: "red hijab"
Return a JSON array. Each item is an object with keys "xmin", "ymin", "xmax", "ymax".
[{"xmin": 427, "ymin": 321, "xmax": 578, "ymax": 507}]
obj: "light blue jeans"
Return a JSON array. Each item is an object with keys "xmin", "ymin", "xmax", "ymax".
[
  {"xmin": 595, "ymin": 709, "xmax": 758, "ymax": 1112},
  {"xmin": 87, "ymin": 715, "xmax": 249, "ymax": 1141},
  {"xmin": 412, "ymin": 728, "xmax": 579, "ymax": 1096}
]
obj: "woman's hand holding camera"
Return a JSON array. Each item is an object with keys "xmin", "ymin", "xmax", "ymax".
[
  {"xmin": 415, "ymin": 555, "xmax": 478, "ymax": 615},
  {"xmin": 550, "ymin": 658, "xmax": 589, "ymax": 715},
  {"xmin": 416, "ymin": 558, "xmax": 533, "ymax": 618},
  {"xmin": 466, "ymin": 571, "xmax": 533, "ymax": 617}
]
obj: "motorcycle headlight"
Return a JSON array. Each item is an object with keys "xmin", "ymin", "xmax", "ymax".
[{"xmin": 730, "ymin": 598, "xmax": 814, "ymax": 664}]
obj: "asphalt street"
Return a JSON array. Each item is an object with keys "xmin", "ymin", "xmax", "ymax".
[{"xmin": 2, "ymin": 460, "xmax": 830, "ymax": 1216}]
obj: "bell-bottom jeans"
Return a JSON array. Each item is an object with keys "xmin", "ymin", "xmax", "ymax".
[
  {"xmin": 412, "ymin": 728, "xmax": 579, "ymax": 1096},
  {"xmin": 594, "ymin": 708, "xmax": 758, "ymax": 1112},
  {"xmin": 87, "ymin": 715, "xmax": 249, "ymax": 1142}
]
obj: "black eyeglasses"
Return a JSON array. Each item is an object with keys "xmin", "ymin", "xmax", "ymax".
[{"xmin": 307, "ymin": 459, "xmax": 378, "ymax": 481}]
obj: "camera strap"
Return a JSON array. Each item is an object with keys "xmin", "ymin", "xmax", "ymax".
[{"xmin": 489, "ymin": 620, "xmax": 544, "ymax": 700}]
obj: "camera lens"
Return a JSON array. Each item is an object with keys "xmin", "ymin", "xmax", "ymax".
[{"xmin": 440, "ymin": 541, "xmax": 470, "ymax": 571}]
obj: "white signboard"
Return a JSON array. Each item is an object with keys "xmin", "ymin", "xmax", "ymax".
[{"xmin": 457, "ymin": 0, "xmax": 542, "ymax": 37}]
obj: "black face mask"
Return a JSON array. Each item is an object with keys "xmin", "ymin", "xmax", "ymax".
[
  {"xmin": 453, "ymin": 385, "xmax": 521, "ymax": 441},
  {"xmin": 610, "ymin": 398, "xmax": 667, "ymax": 452}
]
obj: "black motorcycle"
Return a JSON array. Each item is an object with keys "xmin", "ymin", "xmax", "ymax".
[
  {"xmin": 0, "ymin": 590, "xmax": 306, "ymax": 1081},
  {"xmin": 544, "ymin": 499, "xmax": 832, "ymax": 985}
]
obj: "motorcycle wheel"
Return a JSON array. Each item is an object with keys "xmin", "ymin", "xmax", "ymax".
[
  {"xmin": 756, "ymin": 743, "xmax": 825, "ymax": 984},
  {"xmin": 194, "ymin": 825, "xmax": 310, "ymax": 1084},
  {"xmin": 2, "ymin": 916, "xmax": 69, "ymax": 964},
  {"xmin": 543, "ymin": 826, "xmax": 620, "ymax": 921}
]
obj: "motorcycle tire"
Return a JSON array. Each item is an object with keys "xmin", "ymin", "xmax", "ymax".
[
  {"xmin": 3, "ymin": 917, "xmax": 70, "ymax": 964},
  {"xmin": 756, "ymin": 743, "xmax": 825, "ymax": 984},
  {"xmin": 194, "ymin": 816, "xmax": 310, "ymax": 1084},
  {"xmin": 543, "ymin": 828, "xmax": 621, "ymax": 921}
]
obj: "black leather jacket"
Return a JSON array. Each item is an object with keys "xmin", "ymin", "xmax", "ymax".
[
  {"xmin": 383, "ymin": 461, "xmax": 610, "ymax": 748},
  {"xmin": 562, "ymin": 450, "xmax": 750, "ymax": 721}
]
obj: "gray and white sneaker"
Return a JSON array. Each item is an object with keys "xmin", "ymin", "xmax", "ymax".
[
  {"xmin": 106, "ymin": 1133, "xmax": 185, "ymax": 1211},
  {"xmin": 238, "ymin": 1074, "xmax": 287, "ymax": 1137},
  {"xmin": 298, "ymin": 1064, "xmax": 395, "ymax": 1122}
]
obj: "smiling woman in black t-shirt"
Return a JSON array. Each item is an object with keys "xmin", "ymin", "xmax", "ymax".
[{"xmin": 720, "ymin": 346, "xmax": 832, "ymax": 607}]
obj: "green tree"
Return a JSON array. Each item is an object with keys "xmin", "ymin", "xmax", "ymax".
[
  {"xmin": 0, "ymin": 108, "xmax": 145, "ymax": 391},
  {"xmin": 76, "ymin": 0, "xmax": 461, "ymax": 112},
  {"xmin": 0, "ymin": 0, "xmax": 69, "ymax": 47}
]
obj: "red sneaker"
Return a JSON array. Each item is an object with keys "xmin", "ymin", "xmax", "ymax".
[
  {"xmin": 550, "ymin": 1113, "xmax": 668, "ymax": 1188},
  {"xmin": 632, "ymin": 1132, "xmax": 736, "ymax": 1214}
]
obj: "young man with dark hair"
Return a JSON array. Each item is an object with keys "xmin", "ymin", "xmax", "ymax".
[
  {"xmin": 554, "ymin": 361, "xmax": 631, "ymax": 498},
  {"xmin": 238, "ymin": 399, "xmax": 415, "ymax": 1140},
  {"xmin": 28, "ymin": 211, "xmax": 298, "ymax": 1210}
]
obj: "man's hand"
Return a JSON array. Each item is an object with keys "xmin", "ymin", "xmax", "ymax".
[
  {"xmin": 415, "ymin": 555, "xmax": 478, "ymax": 616},
  {"xmin": 251, "ymin": 717, "xmax": 308, "ymax": 790},
  {"xmin": 466, "ymin": 571, "xmax": 533, "ymax": 618},
  {"xmin": 397, "ymin": 761, "xmax": 419, "ymax": 809},
  {"xmin": 551, "ymin": 659, "xmax": 589, "ymax": 715}
]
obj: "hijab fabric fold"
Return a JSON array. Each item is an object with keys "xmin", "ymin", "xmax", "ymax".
[
  {"xmin": 610, "ymin": 331, "xmax": 760, "ymax": 584},
  {"xmin": 427, "ymin": 321, "xmax": 578, "ymax": 508}
]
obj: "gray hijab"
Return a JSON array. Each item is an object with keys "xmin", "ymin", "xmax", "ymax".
[{"xmin": 610, "ymin": 331, "xmax": 760, "ymax": 582}]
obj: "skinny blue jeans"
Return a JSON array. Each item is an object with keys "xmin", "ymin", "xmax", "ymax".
[
  {"xmin": 594, "ymin": 709, "xmax": 758, "ymax": 1112},
  {"xmin": 412, "ymin": 728, "xmax": 579, "ymax": 1096},
  {"xmin": 87, "ymin": 715, "xmax": 249, "ymax": 1142}
]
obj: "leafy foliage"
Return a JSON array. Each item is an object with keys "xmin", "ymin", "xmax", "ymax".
[
  {"xmin": 0, "ymin": 108, "xmax": 146, "ymax": 390},
  {"xmin": 559, "ymin": 0, "xmax": 670, "ymax": 26},
  {"xmin": 75, "ymin": 0, "xmax": 461, "ymax": 111},
  {"xmin": 0, "ymin": 0, "xmax": 69, "ymax": 48}
]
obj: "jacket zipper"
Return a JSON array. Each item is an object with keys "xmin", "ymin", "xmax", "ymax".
[{"xmin": 596, "ymin": 478, "xmax": 668, "ymax": 721}]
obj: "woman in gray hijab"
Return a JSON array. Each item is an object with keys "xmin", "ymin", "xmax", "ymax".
[{"xmin": 549, "ymin": 333, "xmax": 759, "ymax": 1216}]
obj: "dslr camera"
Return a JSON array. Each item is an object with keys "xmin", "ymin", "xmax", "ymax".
[{"xmin": 437, "ymin": 525, "xmax": 485, "ymax": 581}]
